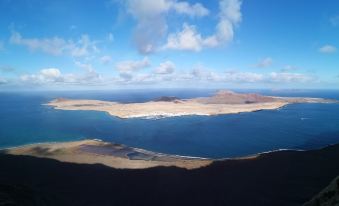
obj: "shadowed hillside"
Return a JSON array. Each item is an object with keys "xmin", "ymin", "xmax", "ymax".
[
  {"xmin": 1, "ymin": 144, "xmax": 339, "ymax": 206},
  {"xmin": 304, "ymin": 176, "xmax": 339, "ymax": 206}
]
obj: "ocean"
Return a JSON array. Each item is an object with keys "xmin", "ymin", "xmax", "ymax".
[{"xmin": 0, "ymin": 89, "xmax": 339, "ymax": 158}]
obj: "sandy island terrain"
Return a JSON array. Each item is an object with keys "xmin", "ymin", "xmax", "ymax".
[
  {"xmin": 3, "ymin": 140, "xmax": 212, "ymax": 169},
  {"xmin": 46, "ymin": 90, "xmax": 337, "ymax": 119}
]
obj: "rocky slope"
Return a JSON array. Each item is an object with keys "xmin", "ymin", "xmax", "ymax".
[{"xmin": 304, "ymin": 176, "xmax": 339, "ymax": 206}]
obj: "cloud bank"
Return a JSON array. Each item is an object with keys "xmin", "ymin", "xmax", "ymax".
[
  {"xmin": 319, "ymin": 45, "xmax": 337, "ymax": 54},
  {"xmin": 17, "ymin": 64, "xmax": 316, "ymax": 88},
  {"xmin": 164, "ymin": 0, "xmax": 242, "ymax": 51},
  {"xmin": 10, "ymin": 31, "xmax": 98, "ymax": 57},
  {"xmin": 124, "ymin": 0, "xmax": 241, "ymax": 53}
]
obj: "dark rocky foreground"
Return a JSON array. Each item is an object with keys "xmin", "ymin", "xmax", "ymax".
[
  {"xmin": 1, "ymin": 144, "xmax": 339, "ymax": 206},
  {"xmin": 304, "ymin": 176, "xmax": 339, "ymax": 206}
]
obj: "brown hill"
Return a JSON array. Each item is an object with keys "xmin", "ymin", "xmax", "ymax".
[{"xmin": 194, "ymin": 90, "xmax": 276, "ymax": 104}]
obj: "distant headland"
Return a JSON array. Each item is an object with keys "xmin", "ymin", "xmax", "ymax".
[{"xmin": 3, "ymin": 139, "xmax": 212, "ymax": 169}]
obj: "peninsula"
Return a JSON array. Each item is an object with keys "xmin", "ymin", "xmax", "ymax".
[
  {"xmin": 46, "ymin": 90, "xmax": 337, "ymax": 119},
  {"xmin": 3, "ymin": 140, "xmax": 212, "ymax": 169}
]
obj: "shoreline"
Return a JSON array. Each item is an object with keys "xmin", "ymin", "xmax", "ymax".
[
  {"xmin": 1, "ymin": 139, "xmax": 213, "ymax": 169},
  {"xmin": 2, "ymin": 139, "xmax": 339, "ymax": 206},
  {"xmin": 2, "ymin": 138, "xmax": 333, "ymax": 169},
  {"xmin": 0, "ymin": 138, "xmax": 306, "ymax": 160}
]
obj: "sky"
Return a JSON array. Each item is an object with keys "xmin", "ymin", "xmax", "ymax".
[{"xmin": 0, "ymin": 0, "xmax": 338, "ymax": 90}]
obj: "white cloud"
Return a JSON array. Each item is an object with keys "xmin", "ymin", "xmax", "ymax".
[
  {"xmin": 40, "ymin": 68, "xmax": 61, "ymax": 79},
  {"xmin": 319, "ymin": 45, "xmax": 337, "ymax": 54},
  {"xmin": 185, "ymin": 69, "xmax": 313, "ymax": 84},
  {"xmin": 184, "ymin": 67, "xmax": 313, "ymax": 84},
  {"xmin": 17, "ymin": 69, "xmax": 317, "ymax": 87},
  {"xmin": 100, "ymin": 55, "xmax": 112, "ymax": 64},
  {"xmin": 131, "ymin": 73, "xmax": 158, "ymax": 84},
  {"xmin": 77, "ymin": 70, "xmax": 102, "ymax": 84},
  {"xmin": 126, "ymin": 0, "xmax": 209, "ymax": 19},
  {"xmin": 70, "ymin": 35, "xmax": 99, "ymax": 57},
  {"xmin": 10, "ymin": 32, "xmax": 67, "ymax": 56},
  {"xmin": 21, "ymin": 68, "xmax": 62, "ymax": 84},
  {"xmin": 0, "ymin": 77, "xmax": 7, "ymax": 84},
  {"xmin": 154, "ymin": 60, "xmax": 176, "ymax": 74},
  {"xmin": 214, "ymin": 0, "xmax": 242, "ymax": 41},
  {"xmin": 20, "ymin": 67, "xmax": 102, "ymax": 85},
  {"xmin": 126, "ymin": 0, "xmax": 173, "ymax": 54},
  {"xmin": 116, "ymin": 57, "xmax": 150, "ymax": 72},
  {"xmin": 224, "ymin": 71, "xmax": 264, "ymax": 83},
  {"xmin": 164, "ymin": 0, "xmax": 242, "ymax": 51},
  {"xmin": 125, "ymin": 0, "xmax": 242, "ymax": 53},
  {"xmin": 185, "ymin": 66, "xmax": 263, "ymax": 83},
  {"xmin": 127, "ymin": 0, "xmax": 171, "ymax": 18},
  {"xmin": 125, "ymin": 0, "xmax": 209, "ymax": 54},
  {"xmin": 172, "ymin": 2, "xmax": 209, "ymax": 17},
  {"xmin": 256, "ymin": 57, "xmax": 273, "ymax": 68},
  {"xmin": 10, "ymin": 31, "xmax": 98, "ymax": 57},
  {"xmin": 269, "ymin": 72, "xmax": 315, "ymax": 83},
  {"xmin": 74, "ymin": 61, "xmax": 95, "ymax": 72},
  {"xmin": 119, "ymin": 72, "xmax": 134, "ymax": 80},
  {"xmin": 281, "ymin": 65, "xmax": 298, "ymax": 72},
  {"xmin": 189, "ymin": 66, "xmax": 220, "ymax": 81},
  {"xmin": 164, "ymin": 24, "xmax": 204, "ymax": 51}
]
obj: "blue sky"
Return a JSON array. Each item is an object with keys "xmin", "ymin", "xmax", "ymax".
[{"xmin": 0, "ymin": 0, "xmax": 338, "ymax": 90}]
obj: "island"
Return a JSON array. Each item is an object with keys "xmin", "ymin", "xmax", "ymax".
[{"xmin": 46, "ymin": 90, "xmax": 337, "ymax": 119}]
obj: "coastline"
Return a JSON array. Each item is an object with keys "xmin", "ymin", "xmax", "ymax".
[
  {"xmin": 1, "ymin": 139, "xmax": 213, "ymax": 170},
  {"xmin": 2, "ymin": 139, "xmax": 339, "ymax": 206},
  {"xmin": 2, "ymin": 138, "xmax": 330, "ymax": 170}
]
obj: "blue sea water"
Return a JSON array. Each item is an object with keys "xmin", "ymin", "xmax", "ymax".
[{"xmin": 0, "ymin": 89, "xmax": 339, "ymax": 158}]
